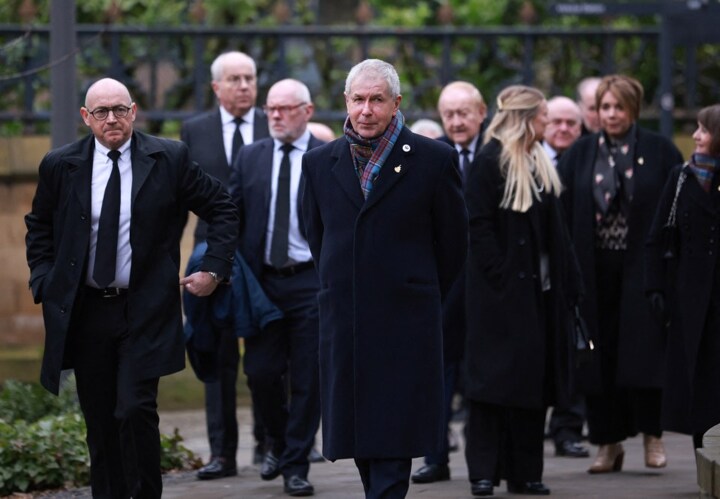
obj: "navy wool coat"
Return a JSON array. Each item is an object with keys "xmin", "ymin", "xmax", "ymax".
[
  {"xmin": 558, "ymin": 127, "xmax": 683, "ymax": 391},
  {"xmin": 301, "ymin": 127, "xmax": 468, "ymax": 460},
  {"xmin": 25, "ymin": 131, "xmax": 238, "ymax": 394}
]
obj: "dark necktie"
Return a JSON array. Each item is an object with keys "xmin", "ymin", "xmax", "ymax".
[
  {"xmin": 93, "ymin": 150, "xmax": 121, "ymax": 288},
  {"xmin": 231, "ymin": 117, "xmax": 244, "ymax": 165},
  {"xmin": 270, "ymin": 143, "xmax": 294, "ymax": 268},
  {"xmin": 460, "ymin": 148, "xmax": 471, "ymax": 179}
]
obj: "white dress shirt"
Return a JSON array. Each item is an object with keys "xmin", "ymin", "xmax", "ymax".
[
  {"xmin": 220, "ymin": 106, "xmax": 255, "ymax": 165},
  {"xmin": 86, "ymin": 138, "xmax": 133, "ymax": 288},
  {"xmin": 264, "ymin": 130, "xmax": 313, "ymax": 265}
]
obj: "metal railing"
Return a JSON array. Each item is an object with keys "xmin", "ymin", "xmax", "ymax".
[{"xmin": 1, "ymin": 23, "xmax": 719, "ymax": 136}]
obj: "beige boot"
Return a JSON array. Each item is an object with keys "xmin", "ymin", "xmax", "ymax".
[
  {"xmin": 588, "ymin": 443, "xmax": 624, "ymax": 474},
  {"xmin": 644, "ymin": 434, "xmax": 667, "ymax": 468}
]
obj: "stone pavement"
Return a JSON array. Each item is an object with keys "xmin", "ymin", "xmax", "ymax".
[{"xmin": 154, "ymin": 408, "xmax": 700, "ymax": 498}]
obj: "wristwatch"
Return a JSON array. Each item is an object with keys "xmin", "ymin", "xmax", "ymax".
[{"xmin": 206, "ymin": 271, "xmax": 223, "ymax": 283}]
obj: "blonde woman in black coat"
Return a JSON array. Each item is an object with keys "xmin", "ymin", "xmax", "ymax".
[
  {"xmin": 558, "ymin": 75, "xmax": 683, "ymax": 474},
  {"xmin": 464, "ymin": 85, "xmax": 581, "ymax": 497},
  {"xmin": 646, "ymin": 104, "xmax": 720, "ymax": 449}
]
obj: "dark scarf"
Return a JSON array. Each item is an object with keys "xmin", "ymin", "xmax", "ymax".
[
  {"xmin": 688, "ymin": 153, "xmax": 719, "ymax": 193},
  {"xmin": 593, "ymin": 124, "xmax": 636, "ymax": 218},
  {"xmin": 344, "ymin": 111, "xmax": 404, "ymax": 199}
]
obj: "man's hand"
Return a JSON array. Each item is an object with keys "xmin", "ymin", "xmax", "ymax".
[{"xmin": 180, "ymin": 271, "xmax": 219, "ymax": 297}]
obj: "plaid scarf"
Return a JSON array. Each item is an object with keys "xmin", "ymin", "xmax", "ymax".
[
  {"xmin": 688, "ymin": 153, "xmax": 719, "ymax": 193},
  {"xmin": 344, "ymin": 110, "xmax": 405, "ymax": 199}
]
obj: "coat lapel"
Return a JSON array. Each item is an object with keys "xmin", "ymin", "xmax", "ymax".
[
  {"xmin": 362, "ymin": 128, "xmax": 414, "ymax": 213},
  {"xmin": 130, "ymin": 132, "xmax": 157, "ymax": 204},
  {"xmin": 331, "ymin": 140, "xmax": 365, "ymax": 210},
  {"xmin": 66, "ymin": 135, "xmax": 94, "ymax": 218}
]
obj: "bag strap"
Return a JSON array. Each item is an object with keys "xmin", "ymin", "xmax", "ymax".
[{"xmin": 666, "ymin": 164, "xmax": 688, "ymax": 227}]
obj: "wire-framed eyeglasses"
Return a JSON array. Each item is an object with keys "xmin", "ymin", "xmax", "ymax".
[
  {"xmin": 263, "ymin": 103, "xmax": 307, "ymax": 115},
  {"xmin": 87, "ymin": 104, "xmax": 133, "ymax": 121}
]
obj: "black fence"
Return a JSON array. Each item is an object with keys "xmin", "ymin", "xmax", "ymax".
[{"xmin": 2, "ymin": 22, "xmax": 720, "ymax": 136}]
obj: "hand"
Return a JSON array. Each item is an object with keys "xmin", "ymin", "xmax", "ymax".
[
  {"xmin": 648, "ymin": 292, "xmax": 665, "ymax": 321},
  {"xmin": 179, "ymin": 271, "xmax": 218, "ymax": 297}
]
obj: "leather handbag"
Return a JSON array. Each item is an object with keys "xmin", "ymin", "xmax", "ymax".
[
  {"xmin": 661, "ymin": 167, "xmax": 687, "ymax": 260},
  {"xmin": 573, "ymin": 305, "xmax": 594, "ymax": 367}
]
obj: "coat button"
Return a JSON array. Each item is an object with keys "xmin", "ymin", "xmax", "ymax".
[
  {"xmin": 70, "ymin": 259, "xmax": 76, "ymax": 267},
  {"xmin": 80, "ymin": 214, "xmax": 87, "ymax": 221},
  {"xmin": 518, "ymin": 238, "xmax": 526, "ymax": 246},
  {"xmin": 60, "ymin": 306, "xmax": 67, "ymax": 314},
  {"xmin": 518, "ymin": 272, "xmax": 526, "ymax": 279}
]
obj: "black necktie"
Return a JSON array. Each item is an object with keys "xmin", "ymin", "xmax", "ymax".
[
  {"xmin": 270, "ymin": 143, "xmax": 294, "ymax": 268},
  {"xmin": 93, "ymin": 150, "xmax": 121, "ymax": 288},
  {"xmin": 231, "ymin": 117, "xmax": 244, "ymax": 165},
  {"xmin": 460, "ymin": 148, "xmax": 471, "ymax": 179}
]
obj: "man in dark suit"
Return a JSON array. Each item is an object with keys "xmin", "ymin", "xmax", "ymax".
[
  {"xmin": 301, "ymin": 59, "xmax": 468, "ymax": 499},
  {"xmin": 541, "ymin": 95, "xmax": 591, "ymax": 459},
  {"xmin": 409, "ymin": 81, "xmax": 487, "ymax": 485},
  {"xmin": 180, "ymin": 50, "xmax": 270, "ymax": 480},
  {"xmin": 229, "ymin": 78, "xmax": 323, "ymax": 497},
  {"xmin": 24, "ymin": 78, "xmax": 238, "ymax": 499}
]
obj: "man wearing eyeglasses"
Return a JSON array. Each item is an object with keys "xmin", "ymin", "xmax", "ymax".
[
  {"xmin": 229, "ymin": 78, "xmax": 324, "ymax": 497},
  {"xmin": 25, "ymin": 77, "xmax": 238, "ymax": 499},
  {"xmin": 180, "ymin": 51, "xmax": 270, "ymax": 480}
]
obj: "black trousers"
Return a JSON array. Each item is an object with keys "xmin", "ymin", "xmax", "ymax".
[
  {"xmin": 203, "ymin": 324, "xmax": 240, "ymax": 462},
  {"xmin": 548, "ymin": 395, "xmax": 587, "ymax": 446},
  {"xmin": 244, "ymin": 267, "xmax": 321, "ymax": 479},
  {"xmin": 68, "ymin": 290, "xmax": 161, "ymax": 499},
  {"xmin": 465, "ymin": 400, "xmax": 545, "ymax": 484},
  {"xmin": 354, "ymin": 458, "xmax": 412, "ymax": 499},
  {"xmin": 587, "ymin": 249, "xmax": 662, "ymax": 444}
]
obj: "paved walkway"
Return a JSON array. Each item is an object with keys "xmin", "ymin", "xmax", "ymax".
[{"xmin": 153, "ymin": 408, "xmax": 700, "ymax": 498}]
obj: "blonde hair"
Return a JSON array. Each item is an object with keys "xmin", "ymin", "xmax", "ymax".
[{"xmin": 484, "ymin": 85, "xmax": 563, "ymax": 212}]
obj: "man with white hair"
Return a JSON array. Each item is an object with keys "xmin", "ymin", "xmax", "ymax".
[
  {"xmin": 302, "ymin": 59, "xmax": 467, "ymax": 498},
  {"xmin": 542, "ymin": 95, "xmax": 582, "ymax": 165},
  {"xmin": 576, "ymin": 76, "xmax": 602, "ymax": 135}
]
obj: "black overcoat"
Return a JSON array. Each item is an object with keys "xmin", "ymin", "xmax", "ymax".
[
  {"xmin": 558, "ymin": 127, "xmax": 683, "ymax": 391},
  {"xmin": 301, "ymin": 128, "xmax": 468, "ymax": 460},
  {"xmin": 646, "ymin": 164, "xmax": 720, "ymax": 434},
  {"xmin": 464, "ymin": 139, "xmax": 581, "ymax": 409},
  {"xmin": 25, "ymin": 131, "xmax": 238, "ymax": 394}
]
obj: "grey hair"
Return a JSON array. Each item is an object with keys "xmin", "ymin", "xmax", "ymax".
[
  {"xmin": 344, "ymin": 59, "xmax": 401, "ymax": 99},
  {"xmin": 210, "ymin": 51, "xmax": 256, "ymax": 82}
]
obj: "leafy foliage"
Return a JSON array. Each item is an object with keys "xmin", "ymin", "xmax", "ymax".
[{"xmin": 0, "ymin": 378, "xmax": 200, "ymax": 495}]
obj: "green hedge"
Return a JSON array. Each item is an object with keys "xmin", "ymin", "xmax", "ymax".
[{"xmin": 0, "ymin": 378, "xmax": 201, "ymax": 496}]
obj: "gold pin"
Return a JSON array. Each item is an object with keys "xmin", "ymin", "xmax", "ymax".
[
  {"xmin": 394, "ymin": 165, "xmax": 402, "ymax": 173},
  {"xmin": 638, "ymin": 157, "xmax": 644, "ymax": 165}
]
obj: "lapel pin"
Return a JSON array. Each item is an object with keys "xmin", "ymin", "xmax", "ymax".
[
  {"xmin": 402, "ymin": 144, "xmax": 411, "ymax": 152},
  {"xmin": 638, "ymin": 157, "xmax": 644, "ymax": 165},
  {"xmin": 394, "ymin": 165, "xmax": 402, "ymax": 173}
]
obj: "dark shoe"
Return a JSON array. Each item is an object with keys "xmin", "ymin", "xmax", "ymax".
[
  {"xmin": 253, "ymin": 443, "xmax": 266, "ymax": 465},
  {"xmin": 196, "ymin": 457, "xmax": 237, "ymax": 480},
  {"xmin": 470, "ymin": 479, "xmax": 494, "ymax": 496},
  {"xmin": 308, "ymin": 446, "xmax": 325, "ymax": 463},
  {"xmin": 507, "ymin": 481, "xmax": 551, "ymax": 495},
  {"xmin": 261, "ymin": 451, "xmax": 281, "ymax": 481},
  {"xmin": 283, "ymin": 475, "xmax": 314, "ymax": 496},
  {"xmin": 412, "ymin": 463, "xmax": 450, "ymax": 483},
  {"xmin": 555, "ymin": 440, "xmax": 590, "ymax": 458}
]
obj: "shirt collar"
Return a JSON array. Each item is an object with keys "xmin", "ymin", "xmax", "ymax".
[
  {"xmin": 274, "ymin": 129, "xmax": 311, "ymax": 154},
  {"xmin": 219, "ymin": 105, "xmax": 256, "ymax": 126},
  {"xmin": 94, "ymin": 137, "xmax": 131, "ymax": 158}
]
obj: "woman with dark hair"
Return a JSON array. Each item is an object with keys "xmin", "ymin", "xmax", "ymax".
[
  {"xmin": 646, "ymin": 104, "xmax": 720, "ymax": 449},
  {"xmin": 464, "ymin": 85, "xmax": 581, "ymax": 496},
  {"xmin": 558, "ymin": 75, "xmax": 683, "ymax": 473}
]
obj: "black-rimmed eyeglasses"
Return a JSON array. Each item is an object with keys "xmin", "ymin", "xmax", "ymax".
[
  {"xmin": 87, "ymin": 104, "xmax": 133, "ymax": 120},
  {"xmin": 263, "ymin": 103, "xmax": 307, "ymax": 115}
]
